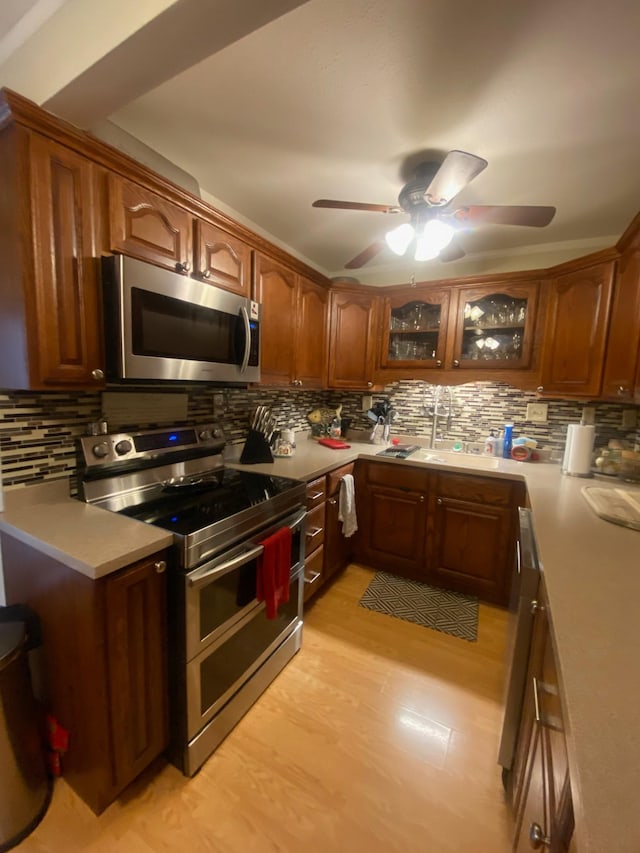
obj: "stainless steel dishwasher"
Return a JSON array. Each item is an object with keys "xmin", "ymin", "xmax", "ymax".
[{"xmin": 498, "ymin": 507, "xmax": 541, "ymax": 785}]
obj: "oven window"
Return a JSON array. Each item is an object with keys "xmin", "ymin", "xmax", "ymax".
[
  {"xmin": 199, "ymin": 562, "xmax": 257, "ymax": 641},
  {"xmin": 199, "ymin": 578, "xmax": 300, "ymax": 716},
  {"xmin": 195, "ymin": 526, "xmax": 301, "ymax": 648},
  {"xmin": 131, "ymin": 287, "xmax": 243, "ymax": 364}
]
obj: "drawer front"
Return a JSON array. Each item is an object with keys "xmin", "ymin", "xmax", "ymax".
[
  {"xmin": 306, "ymin": 476, "xmax": 327, "ymax": 509},
  {"xmin": 305, "ymin": 503, "xmax": 326, "ymax": 555},
  {"xmin": 434, "ymin": 472, "xmax": 512, "ymax": 506},
  {"xmin": 360, "ymin": 460, "xmax": 430, "ymax": 494},
  {"xmin": 326, "ymin": 462, "xmax": 355, "ymax": 497},
  {"xmin": 303, "ymin": 545, "xmax": 324, "ymax": 602}
]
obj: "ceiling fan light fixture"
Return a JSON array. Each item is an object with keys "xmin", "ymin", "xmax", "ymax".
[
  {"xmin": 414, "ymin": 219, "xmax": 455, "ymax": 261},
  {"xmin": 385, "ymin": 223, "xmax": 414, "ymax": 255}
]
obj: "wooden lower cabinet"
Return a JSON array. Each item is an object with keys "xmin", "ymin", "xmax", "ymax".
[
  {"xmin": 355, "ymin": 461, "xmax": 429, "ymax": 579},
  {"xmin": 303, "ymin": 463, "xmax": 354, "ymax": 602},
  {"xmin": 511, "ymin": 584, "xmax": 574, "ymax": 851},
  {"xmin": 354, "ymin": 461, "xmax": 522, "ymax": 606},
  {"xmin": 425, "ymin": 473, "xmax": 520, "ymax": 605},
  {"xmin": 2, "ymin": 536, "xmax": 168, "ymax": 814}
]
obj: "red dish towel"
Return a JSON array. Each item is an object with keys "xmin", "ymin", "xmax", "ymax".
[{"xmin": 256, "ymin": 526, "xmax": 292, "ymax": 619}]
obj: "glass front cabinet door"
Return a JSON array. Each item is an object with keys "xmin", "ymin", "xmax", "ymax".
[
  {"xmin": 451, "ymin": 282, "xmax": 539, "ymax": 369},
  {"xmin": 381, "ymin": 291, "xmax": 450, "ymax": 369}
]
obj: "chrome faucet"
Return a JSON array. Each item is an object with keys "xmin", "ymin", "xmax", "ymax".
[{"xmin": 426, "ymin": 385, "xmax": 453, "ymax": 448}]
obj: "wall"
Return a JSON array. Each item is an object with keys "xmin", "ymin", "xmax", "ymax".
[
  {"xmin": 0, "ymin": 385, "xmax": 324, "ymax": 490},
  {"xmin": 331, "ymin": 381, "xmax": 639, "ymax": 460},
  {"xmin": 0, "ymin": 381, "xmax": 638, "ymax": 491}
]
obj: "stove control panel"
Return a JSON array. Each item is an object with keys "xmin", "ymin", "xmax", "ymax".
[{"xmin": 78, "ymin": 423, "xmax": 226, "ymax": 469}]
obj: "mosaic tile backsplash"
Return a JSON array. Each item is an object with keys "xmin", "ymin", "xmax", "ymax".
[{"xmin": 0, "ymin": 382, "xmax": 638, "ymax": 489}]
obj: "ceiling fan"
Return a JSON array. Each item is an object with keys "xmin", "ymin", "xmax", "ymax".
[{"xmin": 312, "ymin": 150, "xmax": 556, "ymax": 269}]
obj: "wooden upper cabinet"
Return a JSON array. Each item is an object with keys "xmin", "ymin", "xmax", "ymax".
[
  {"xmin": 539, "ymin": 261, "xmax": 615, "ymax": 397},
  {"xmin": 193, "ymin": 219, "xmax": 251, "ymax": 296},
  {"xmin": 0, "ymin": 128, "xmax": 104, "ymax": 389},
  {"xmin": 327, "ymin": 289, "xmax": 380, "ymax": 389},
  {"xmin": 253, "ymin": 255, "xmax": 329, "ymax": 388},
  {"xmin": 295, "ymin": 276, "xmax": 328, "ymax": 389},
  {"xmin": 379, "ymin": 288, "xmax": 450, "ymax": 371},
  {"xmin": 451, "ymin": 281, "xmax": 540, "ymax": 370},
  {"xmin": 108, "ymin": 174, "xmax": 192, "ymax": 272},
  {"xmin": 601, "ymin": 241, "xmax": 640, "ymax": 402},
  {"xmin": 253, "ymin": 253, "xmax": 298, "ymax": 386},
  {"xmin": 29, "ymin": 134, "xmax": 104, "ymax": 386}
]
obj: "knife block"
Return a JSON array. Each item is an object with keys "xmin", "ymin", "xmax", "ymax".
[{"xmin": 240, "ymin": 429, "xmax": 274, "ymax": 464}]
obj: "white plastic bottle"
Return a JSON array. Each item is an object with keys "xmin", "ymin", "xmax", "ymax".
[{"xmin": 484, "ymin": 429, "xmax": 497, "ymax": 457}]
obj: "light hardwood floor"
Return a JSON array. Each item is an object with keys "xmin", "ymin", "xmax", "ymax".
[{"xmin": 18, "ymin": 564, "xmax": 513, "ymax": 852}]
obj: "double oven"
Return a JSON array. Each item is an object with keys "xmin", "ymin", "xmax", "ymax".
[{"xmin": 77, "ymin": 424, "xmax": 306, "ymax": 775}]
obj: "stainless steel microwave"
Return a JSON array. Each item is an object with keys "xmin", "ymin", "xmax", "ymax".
[{"xmin": 101, "ymin": 254, "xmax": 260, "ymax": 383}]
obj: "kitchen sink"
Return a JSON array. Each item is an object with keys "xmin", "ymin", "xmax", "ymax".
[{"xmin": 410, "ymin": 449, "xmax": 500, "ymax": 470}]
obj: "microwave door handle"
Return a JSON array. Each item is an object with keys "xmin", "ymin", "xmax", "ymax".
[
  {"xmin": 239, "ymin": 305, "xmax": 251, "ymax": 374},
  {"xmin": 188, "ymin": 543, "xmax": 264, "ymax": 590}
]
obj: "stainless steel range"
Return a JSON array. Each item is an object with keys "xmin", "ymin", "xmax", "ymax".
[{"xmin": 77, "ymin": 423, "xmax": 306, "ymax": 776}]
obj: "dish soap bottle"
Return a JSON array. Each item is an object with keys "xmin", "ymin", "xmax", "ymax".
[
  {"xmin": 503, "ymin": 423, "xmax": 514, "ymax": 459},
  {"xmin": 484, "ymin": 429, "xmax": 497, "ymax": 457}
]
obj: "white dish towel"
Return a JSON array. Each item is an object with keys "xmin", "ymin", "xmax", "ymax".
[{"xmin": 338, "ymin": 473, "xmax": 358, "ymax": 538}]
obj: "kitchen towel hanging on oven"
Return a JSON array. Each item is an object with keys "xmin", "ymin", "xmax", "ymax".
[
  {"xmin": 338, "ymin": 474, "xmax": 358, "ymax": 538},
  {"xmin": 256, "ymin": 526, "xmax": 293, "ymax": 618}
]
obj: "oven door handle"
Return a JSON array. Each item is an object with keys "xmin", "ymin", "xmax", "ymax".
[
  {"xmin": 188, "ymin": 544, "xmax": 264, "ymax": 590},
  {"xmin": 239, "ymin": 305, "xmax": 251, "ymax": 375},
  {"xmin": 287, "ymin": 508, "xmax": 307, "ymax": 531}
]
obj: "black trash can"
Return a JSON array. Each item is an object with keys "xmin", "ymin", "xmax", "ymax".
[{"xmin": 0, "ymin": 619, "xmax": 51, "ymax": 851}]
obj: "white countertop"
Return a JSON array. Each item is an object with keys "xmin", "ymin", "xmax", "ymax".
[
  {"xmin": 0, "ymin": 479, "xmax": 172, "ymax": 578},
  {"xmin": 1, "ymin": 437, "xmax": 638, "ymax": 851}
]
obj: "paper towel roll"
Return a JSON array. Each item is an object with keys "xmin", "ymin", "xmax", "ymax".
[{"xmin": 564, "ymin": 424, "xmax": 595, "ymax": 476}]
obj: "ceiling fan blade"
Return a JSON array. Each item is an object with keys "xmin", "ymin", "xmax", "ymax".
[
  {"xmin": 452, "ymin": 205, "xmax": 556, "ymax": 227},
  {"xmin": 439, "ymin": 237, "xmax": 466, "ymax": 263},
  {"xmin": 344, "ymin": 240, "xmax": 386, "ymax": 269},
  {"xmin": 424, "ymin": 150, "xmax": 488, "ymax": 206},
  {"xmin": 313, "ymin": 199, "xmax": 401, "ymax": 214}
]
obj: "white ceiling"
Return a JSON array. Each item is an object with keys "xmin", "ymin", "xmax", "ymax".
[{"xmin": 3, "ymin": 0, "xmax": 640, "ymax": 284}]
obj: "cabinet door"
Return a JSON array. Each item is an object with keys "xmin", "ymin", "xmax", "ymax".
[
  {"xmin": 358, "ymin": 484, "xmax": 427, "ymax": 578},
  {"xmin": 451, "ymin": 281, "xmax": 539, "ymax": 369},
  {"xmin": 108, "ymin": 174, "xmax": 192, "ymax": 272},
  {"xmin": 539, "ymin": 262, "xmax": 615, "ymax": 397},
  {"xmin": 426, "ymin": 493, "xmax": 512, "ymax": 605},
  {"xmin": 327, "ymin": 289, "xmax": 380, "ymax": 389},
  {"xmin": 380, "ymin": 289, "xmax": 450, "ymax": 371},
  {"xmin": 193, "ymin": 219, "xmax": 251, "ymax": 296},
  {"xmin": 104, "ymin": 554, "xmax": 168, "ymax": 790},
  {"xmin": 30, "ymin": 134, "xmax": 104, "ymax": 386},
  {"xmin": 512, "ymin": 593, "xmax": 574, "ymax": 852},
  {"xmin": 427, "ymin": 473, "xmax": 515, "ymax": 604},
  {"xmin": 324, "ymin": 494, "xmax": 353, "ymax": 581},
  {"xmin": 601, "ymin": 244, "xmax": 640, "ymax": 402},
  {"xmin": 295, "ymin": 276, "xmax": 328, "ymax": 388},
  {"xmin": 253, "ymin": 253, "xmax": 297, "ymax": 386}
]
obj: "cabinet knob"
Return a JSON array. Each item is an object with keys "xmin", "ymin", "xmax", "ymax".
[
  {"xmin": 452, "ymin": 359, "xmax": 460, "ymax": 368},
  {"xmin": 530, "ymin": 599, "xmax": 545, "ymax": 615},
  {"xmin": 435, "ymin": 359, "xmax": 442, "ymax": 368},
  {"xmin": 419, "ymin": 495, "xmax": 425, "ymax": 502},
  {"xmin": 91, "ymin": 368, "xmax": 104, "ymax": 381},
  {"xmin": 528, "ymin": 822, "xmax": 551, "ymax": 849},
  {"xmin": 201, "ymin": 269, "xmax": 211, "ymax": 279},
  {"xmin": 617, "ymin": 386, "xmax": 628, "ymax": 395},
  {"xmin": 175, "ymin": 261, "xmax": 191, "ymax": 273},
  {"xmin": 328, "ymin": 498, "xmax": 337, "ymax": 506},
  {"xmin": 436, "ymin": 497, "xmax": 443, "ymax": 505},
  {"xmin": 536, "ymin": 386, "xmax": 544, "ymax": 393},
  {"xmin": 154, "ymin": 560, "xmax": 167, "ymax": 574},
  {"xmin": 367, "ymin": 381, "xmax": 373, "ymax": 388}
]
